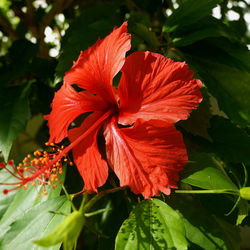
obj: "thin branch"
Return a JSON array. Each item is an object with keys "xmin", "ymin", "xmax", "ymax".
[
  {"xmin": 12, "ymin": 1, "xmax": 26, "ymax": 22},
  {"xmin": 25, "ymin": 0, "xmax": 36, "ymax": 23},
  {"xmin": 37, "ymin": 0, "xmax": 73, "ymax": 58},
  {"xmin": 12, "ymin": 0, "xmax": 39, "ymax": 38},
  {"xmin": 40, "ymin": 0, "xmax": 67, "ymax": 29},
  {"xmin": 0, "ymin": 11, "xmax": 19, "ymax": 40}
]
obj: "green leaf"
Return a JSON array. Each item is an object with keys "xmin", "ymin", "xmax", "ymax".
[
  {"xmin": 0, "ymin": 40, "xmax": 38, "ymax": 86},
  {"xmin": 130, "ymin": 23, "xmax": 159, "ymax": 49},
  {"xmin": 178, "ymin": 88, "xmax": 212, "ymax": 140},
  {"xmin": 181, "ymin": 38, "xmax": 250, "ymax": 125},
  {"xmin": 0, "ymin": 84, "xmax": 31, "ymax": 161},
  {"xmin": 181, "ymin": 153, "xmax": 237, "ymax": 190},
  {"xmin": 172, "ymin": 17, "xmax": 234, "ymax": 47},
  {"xmin": 208, "ymin": 116, "xmax": 250, "ymax": 164},
  {"xmin": 168, "ymin": 195, "xmax": 241, "ymax": 250},
  {"xmin": 236, "ymin": 199, "xmax": 249, "ymax": 226},
  {"xmin": 115, "ymin": 198, "xmax": 188, "ymax": 250},
  {"xmin": 0, "ymin": 170, "xmax": 18, "ymax": 218},
  {"xmin": 0, "ymin": 196, "xmax": 71, "ymax": 250},
  {"xmin": 214, "ymin": 216, "xmax": 241, "ymax": 250},
  {"xmin": 0, "ymin": 165, "xmax": 66, "ymax": 236},
  {"xmin": 9, "ymin": 113, "xmax": 44, "ymax": 160},
  {"xmin": 56, "ymin": 3, "xmax": 121, "ymax": 79},
  {"xmin": 35, "ymin": 210, "xmax": 85, "ymax": 250},
  {"xmin": 163, "ymin": 0, "xmax": 221, "ymax": 33}
]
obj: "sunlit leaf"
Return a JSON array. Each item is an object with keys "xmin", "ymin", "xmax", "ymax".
[
  {"xmin": 35, "ymin": 210, "xmax": 84, "ymax": 250},
  {"xmin": 0, "ymin": 166, "xmax": 66, "ymax": 236},
  {"xmin": 0, "ymin": 196, "xmax": 71, "ymax": 250},
  {"xmin": 181, "ymin": 153, "xmax": 237, "ymax": 190},
  {"xmin": 236, "ymin": 199, "xmax": 248, "ymax": 226},
  {"xmin": 115, "ymin": 198, "xmax": 188, "ymax": 250}
]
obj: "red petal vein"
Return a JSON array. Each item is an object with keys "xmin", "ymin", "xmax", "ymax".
[
  {"xmin": 68, "ymin": 112, "xmax": 109, "ymax": 193},
  {"xmin": 104, "ymin": 118, "xmax": 188, "ymax": 198},
  {"xmin": 118, "ymin": 51, "xmax": 202, "ymax": 125},
  {"xmin": 45, "ymin": 83, "xmax": 108, "ymax": 143},
  {"xmin": 64, "ymin": 22, "xmax": 131, "ymax": 104}
]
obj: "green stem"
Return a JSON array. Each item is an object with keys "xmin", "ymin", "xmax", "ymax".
[
  {"xmin": 62, "ymin": 184, "xmax": 77, "ymax": 211},
  {"xmin": 175, "ymin": 189, "xmax": 240, "ymax": 196},
  {"xmin": 79, "ymin": 191, "xmax": 88, "ymax": 213},
  {"xmin": 83, "ymin": 186, "xmax": 127, "ymax": 213}
]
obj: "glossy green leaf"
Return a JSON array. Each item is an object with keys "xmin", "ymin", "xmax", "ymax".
[
  {"xmin": 208, "ymin": 116, "xmax": 250, "ymax": 164},
  {"xmin": 115, "ymin": 198, "xmax": 188, "ymax": 250},
  {"xmin": 163, "ymin": 0, "xmax": 221, "ymax": 33},
  {"xmin": 0, "ymin": 85, "xmax": 31, "ymax": 161},
  {"xmin": 0, "ymin": 196, "xmax": 71, "ymax": 250},
  {"xmin": 181, "ymin": 153, "xmax": 237, "ymax": 190}
]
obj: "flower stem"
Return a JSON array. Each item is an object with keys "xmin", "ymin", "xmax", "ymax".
[
  {"xmin": 175, "ymin": 189, "xmax": 240, "ymax": 196},
  {"xmin": 82, "ymin": 186, "xmax": 127, "ymax": 214},
  {"xmin": 62, "ymin": 184, "xmax": 77, "ymax": 211}
]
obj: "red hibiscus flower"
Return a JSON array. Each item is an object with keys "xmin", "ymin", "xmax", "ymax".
[{"xmin": 44, "ymin": 22, "xmax": 202, "ymax": 198}]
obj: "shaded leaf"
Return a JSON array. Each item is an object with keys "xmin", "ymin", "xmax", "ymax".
[
  {"xmin": 115, "ymin": 198, "xmax": 188, "ymax": 250},
  {"xmin": 167, "ymin": 195, "xmax": 241, "ymax": 250},
  {"xmin": 178, "ymin": 88, "xmax": 212, "ymax": 140},
  {"xmin": 0, "ymin": 84, "xmax": 31, "ymax": 161},
  {"xmin": 214, "ymin": 216, "xmax": 241, "ymax": 250},
  {"xmin": 56, "ymin": 3, "xmax": 121, "ymax": 79},
  {"xmin": 208, "ymin": 116, "xmax": 250, "ymax": 164},
  {"xmin": 130, "ymin": 23, "xmax": 159, "ymax": 49},
  {"xmin": 172, "ymin": 17, "xmax": 235, "ymax": 47},
  {"xmin": 181, "ymin": 38, "xmax": 250, "ymax": 125},
  {"xmin": 0, "ymin": 40, "xmax": 38, "ymax": 86},
  {"xmin": 163, "ymin": 0, "xmax": 221, "ymax": 33}
]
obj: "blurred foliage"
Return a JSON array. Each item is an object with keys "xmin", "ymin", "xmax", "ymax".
[{"xmin": 0, "ymin": 0, "xmax": 250, "ymax": 249}]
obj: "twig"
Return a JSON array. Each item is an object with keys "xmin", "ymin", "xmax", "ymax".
[
  {"xmin": 40, "ymin": 0, "xmax": 73, "ymax": 30},
  {"xmin": 26, "ymin": 0, "xmax": 36, "ymax": 23},
  {"xmin": 0, "ymin": 11, "xmax": 19, "ymax": 40}
]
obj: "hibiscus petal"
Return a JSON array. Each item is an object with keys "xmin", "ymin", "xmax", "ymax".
[
  {"xmin": 68, "ymin": 112, "xmax": 109, "ymax": 193},
  {"xmin": 118, "ymin": 52, "xmax": 202, "ymax": 124},
  {"xmin": 104, "ymin": 118, "xmax": 188, "ymax": 198},
  {"xmin": 45, "ymin": 83, "xmax": 108, "ymax": 143},
  {"xmin": 64, "ymin": 22, "xmax": 131, "ymax": 104}
]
